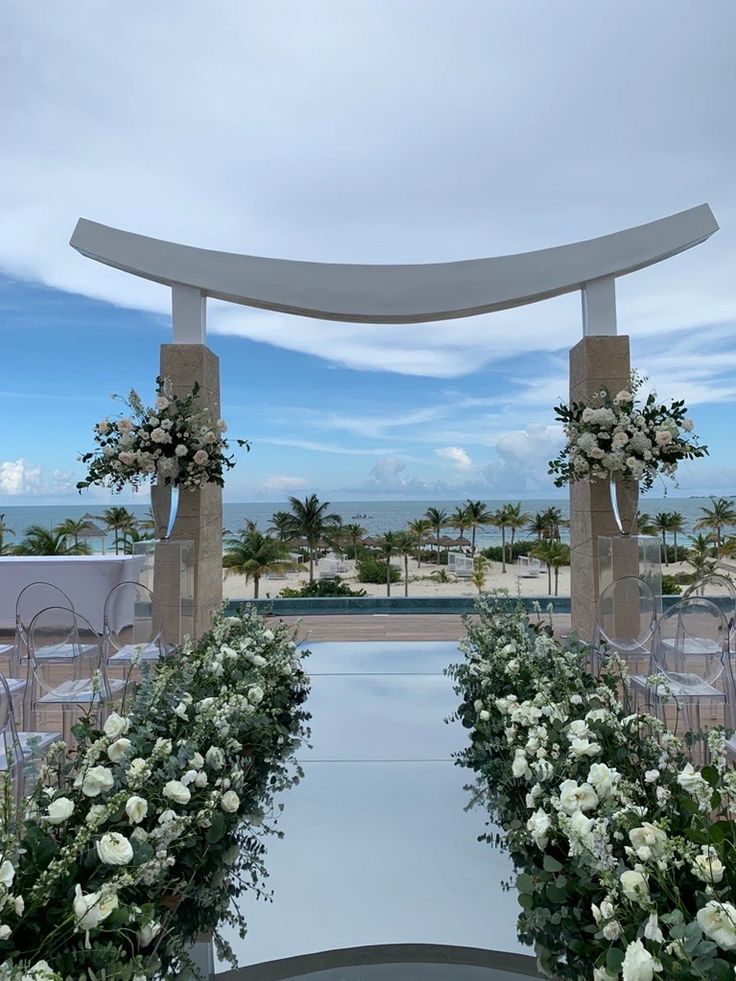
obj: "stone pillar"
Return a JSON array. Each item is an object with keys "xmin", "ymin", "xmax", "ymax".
[
  {"xmin": 569, "ymin": 335, "xmax": 631, "ymax": 640},
  {"xmin": 160, "ymin": 343, "xmax": 222, "ymax": 640}
]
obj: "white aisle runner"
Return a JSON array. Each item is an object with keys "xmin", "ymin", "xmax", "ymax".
[{"xmin": 219, "ymin": 641, "xmax": 527, "ymax": 970}]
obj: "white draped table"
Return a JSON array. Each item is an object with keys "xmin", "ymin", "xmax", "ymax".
[{"xmin": 0, "ymin": 555, "xmax": 146, "ymax": 632}]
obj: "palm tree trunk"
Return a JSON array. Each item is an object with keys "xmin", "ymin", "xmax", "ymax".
[
  {"xmin": 254, "ymin": 575, "xmax": 260, "ymax": 599},
  {"xmin": 547, "ymin": 563, "xmax": 552, "ymax": 594},
  {"xmin": 673, "ymin": 531, "xmax": 678, "ymax": 563},
  {"xmin": 309, "ymin": 550, "xmax": 315, "ymax": 583},
  {"xmin": 471, "ymin": 525, "xmax": 477, "ymax": 555},
  {"xmin": 554, "ymin": 565, "xmax": 559, "ymax": 596},
  {"xmin": 404, "ymin": 555, "xmax": 408, "ymax": 597},
  {"xmin": 386, "ymin": 560, "xmax": 391, "ymax": 597},
  {"xmin": 662, "ymin": 531, "xmax": 668, "ymax": 566},
  {"xmin": 501, "ymin": 528, "xmax": 507, "ymax": 573},
  {"xmin": 436, "ymin": 531, "xmax": 441, "ymax": 562}
]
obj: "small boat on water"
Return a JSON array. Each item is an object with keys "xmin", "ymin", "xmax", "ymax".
[{"xmin": 351, "ymin": 513, "xmax": 370, "ymax": 519}]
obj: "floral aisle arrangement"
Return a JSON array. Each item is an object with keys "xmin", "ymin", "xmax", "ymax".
[
  {"xmin": 547, "ymin": 372, "xmax": 707, "ymax": 491},
  {"xmin": 77, "ymin": 376, "xmax": 248, "ymax": 492},
  {"xmin": 448, "ymin": 598, "xmax": 736, "ymax": 981},
  {"xmin": 0, "ymin": 609, "xmax": 310, "ymax": 980}
]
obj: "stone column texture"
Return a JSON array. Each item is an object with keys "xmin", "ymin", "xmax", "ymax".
[
  {"xmin": 160, "ymin": 344, "xmax": 222, "ymax": 639},
  {"xmin": 569, "ymin": 336, "xmax": 632, "ymax": 640}
]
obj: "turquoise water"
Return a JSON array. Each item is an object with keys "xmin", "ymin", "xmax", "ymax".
[{"xmin": 0, "ymin": 496, "xmax": 716, "ymax": 553}]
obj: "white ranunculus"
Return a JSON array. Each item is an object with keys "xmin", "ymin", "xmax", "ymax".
[
  {"xmin": 527, "ymin": 808, "xmax": 551, "ymax": 850},
  {"xmin": 620, "ymin": 869, "xmax": 649, "ymax": 903},
  {"xmin": 697, "ymin": 901, "xmax": 736, "ymax": 950},
  {"xmin": 163, "ymin": 780, "xmax": 191, "ymax": 805},
  {"xmin": 73, "ymin": 884, "xmax": 118, "ymax": 930},
  {"xmin": 125, "ymin": 796, "xmax": 148, "ymax": 825},
  {"xmin": 558, "ymin": 779, "xmax": 598, "ymax": 814},
  {"xmin": 96, "ymin": 831, "xmax": 134, "ymax": 865},
  {"xmin": 47, "ymin": 797, "xmax": 74, "ymax": 825},
  {"xmin": 629, "ymin": 822, "xmax": 667, "ymax": 862},
  {"xmin": 107, "ymin": 737, "xmax": 133, "ymax": 763},
  {"xmin": 81, "ymin": 766, "xmax": 115, "ymax": 797},
  {"xmin": 621, "ymin": 939, "xmax": 657, "ymax": 981},
  {"xmin": 221, "ymin": 790, "xmax": 240, "ymax": 813},
  {"xmin": 104, "ymin": 712, "xmax": 130, "ymax": 739},
  {"xmin": 206, "ymin": 746, "xmax": 225, "ymax": 770},
  {"xmin": 587, "ymin": 762, "xmax": 620, "ymax": 799}
]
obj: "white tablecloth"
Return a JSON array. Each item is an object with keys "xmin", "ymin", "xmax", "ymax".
[{"xmin": 0, "ymin": 555, "xmax": 146, "ymax": 633}]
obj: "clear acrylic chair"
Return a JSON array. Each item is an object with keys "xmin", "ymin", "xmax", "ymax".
[
  {"xmin": 684, "ymin": 574, "xmax": 736, "ymax": 645},
  {"xmin": 648, "ymin": 597, "xmax": 729, "ymax": 745},
  {"xmin": 592, "ymin": 577, "xmax": 656, "ymax": 705},
  {"xmin": 0, "ymin": 671, "xmax": 62, "ymax": 814},
  {"xmin": 12, "ymin": 581, "xmax": 76, "ymax": 675},
  {"xmin": 103, "ymin": 580, "xmax": 172, "ymax": 665},
  {"xmin": 27, "ymin": 607, "xmax": 125, "ymax": 743}
]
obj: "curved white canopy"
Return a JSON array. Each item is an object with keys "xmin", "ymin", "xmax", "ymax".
[{"xmin": 71, "ymin": 204, "xmax": 717, "ymax": 326}]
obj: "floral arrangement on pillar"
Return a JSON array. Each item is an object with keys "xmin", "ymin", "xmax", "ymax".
[
  {"xmin": 0, "ymin": 609, "xmax": 310, "ymax": 979},
  {"xmin": 77, "ymin": 376, "xmax": 248, "ymax": 537},
  {"xmin": 547, "ymin": 373, "xmax": 707, "ymax": 533},
  {"xmin": 448, "ymin": 598, "xmax": 736, "ymax": 981}
]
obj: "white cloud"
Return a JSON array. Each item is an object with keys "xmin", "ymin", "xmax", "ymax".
[
  {"xmin": 0, "ymin": 459, "xmax": 75, "ymax": 497},
  {"xmin": 345, "ymin": 457, "xmax": 450, "ymax": 497},
  {"xmin": 478, "ymin": 424, "xmax": 564, "ymax": 495},
  {"xmin": 261, "ymin": 475, "xmax": 309, "ymax": 493},
  {"xmin": 435, "ymin": 446, "xmax": 473, "ymax": 469}
]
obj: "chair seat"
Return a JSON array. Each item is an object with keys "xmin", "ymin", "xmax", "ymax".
[
  {"xmin": 110, "ymin": 642, "xmax": 170, "ymax": 663},
  {"xmin": 0, "ymin": 643, "xmax": 13, "ymax": 657},
  {"xmin": 36, "ymin": 677, "xmax": 126, "ymax": 704},
  {"xmin": 660, "ymin": 637, "xmax": 722, "ymax": 656},
  {"xmin": 0, "ymin": 730, "xmax": 62, "ymax": 770},
  {"xmin": 34, "ymin": 643, "xmax": 98, "ymax": 661},
  {"xmin": 659, "ymin": 674, "xmax": 724, "ymax": 699},
  {"xmin": 4, "ymin": 677, "xmax": 26, "ymax": 696}
]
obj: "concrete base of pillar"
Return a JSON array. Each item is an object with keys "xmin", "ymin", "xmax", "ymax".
[
  {"xmin": 160, "ymin": 344, "xmax": 223, "ymax": 640},
  {"xmin": 569, "ymin": 336, "xmax": 632, "ymax": 640}
]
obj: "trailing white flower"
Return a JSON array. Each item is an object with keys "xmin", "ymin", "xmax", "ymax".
[{"xmin": 96, "ymin": 832, "xmax": 134, "ymax": 865}]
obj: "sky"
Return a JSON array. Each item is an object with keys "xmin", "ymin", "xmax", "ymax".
[{"xmin": 1, "ymin": 0, "xmax": 736, "ymax": 504}]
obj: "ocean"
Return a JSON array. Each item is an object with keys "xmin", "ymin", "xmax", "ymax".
[{"xmin": 0, "ymin": 496, "xmax": 717, "ymax": 553}]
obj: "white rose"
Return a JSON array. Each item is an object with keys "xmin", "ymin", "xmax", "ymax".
[
  {"xmin": 96, "ymin": 420, "xmax": 110, "ymax": 434},
  {"xmin": 73, "ymin": 883, "xmax": 118, "ymax": 930},
  {"xmin": 163, "ymin": 780, "xmax": 191, "ymax": 805},
  {"xmin": 104, "ymin": 713, "xmax": 130, "ymax": 739},
  {"xmin": 13, "ymin": 896, "xmax": 24, "ymax": 915},
  {"xmin": 558, "ymin": 779, "xmax": 598, "ymax": 814},
  {"xmin": 629, "ymin": 822, "xmax": 667, "ymax": 862},
  {"xmin": 155, "ymin": 396, "xmax": 169, "ymax": 410},
  {"xmin": 96, "ymin": 831, "xmax": 134, "ymax": 865},
  {"xmin": 693, "ymin": 846, "xmax": 725, "ymax": 884},
  {"xmin": 567, "ymin": 719, "xmax": 591, "ymax": 740},
  {"xmin": 512, "ymin": 749, "xmax": 531, "ymax": 780},
  {"xmin": 587, "ymin": 763, "xmax": 620, "ymax": 799},
  {"xmin": 125, "ymin": 796, "xmax": 148, "ymax": 825},
  {"xmin": 85, "ymin": 804, "xmax": 107, "ymax": 827},
  {"xmin": 194, "ymin": 770, "xmax": 208, "ymax": 788},
  {"xmin": 204, "ymin": 430, "xmax": 217, "ymax": 444},
  {"xmin": 251, "ymin": 654, "xmax": 267, "ymax": 667},
  {"xmin": 620, "ymin": 869, "xmax": 649, "ymax": 903},
  {"xmin": 682, "ymin": 418, "xmax": 694, "ymax": 432},
  {"xmin": 117, "ymin": 418, "xmax": 133, "ymax": 433},
  {"xmin": 0, "ymin": 924, "xmax": 11, "ymax": 940},
  {"xmin": 570, "ymin": 737, "xmax": 602, "ymax": 758},
  {"xmin": 697, "ymin": 901, "xmax": 736, "ymax": 950},
  {"xmin": 621, "ymin": 939, "xmax": 656, "ymax": 981},
  {"xmin": 47, "ymin": 797, "xmax": 75, "ymax": 825},
  {"xmin": 180, "ymin": 769, "xmax": 198, "ymax": 786},
  {"xmin": 478, "ymin": 709, "xmax": 491, "ymax": 722},
  {"xmin": 527, "ymin": 808, "xmax": 551, "ymax": 850},
  {"xmin": 216, "ymin": 418, "xmax": 227, "ymax": 432},
  {"xmin": 150, "ymin": 427, "xmax": 167, "ymax": 443},
  {"xmin": 118, "ymin": 451, "xmax": 136, "ymax": 466},
  {"xmin": 174, "ymin": 443, "xmax": 188, "ymax": 457},
  {"xmin": 644, "ymin": 769, "xmax": 659, "ymax": 783},
  {"xmin": 189, "ymin": 752, "xmax": 205, "ymax": 770},
  {"xmin": 81, "ymin": 766, "xmax": 115, "ymax": 797},
  {"xmin": 158, "ymin": 809, "xmax": 178, "ymax": 825},
  {"xmin": 206, "ymin": 747, "xmax": 225, "ymax": 770},
  {"xmin": 677, "ymin": 762, "xmax": 708, "ymax": 794},
  {"xmin": 221, "ymin": 790, "xmax": 240, "ymax": 813},
  {"xmin": 193, "ymin": 449, "xmax": 209, "ymax": 465},
  {"xmin": 602, "ymin": 920, "xmax": 621, "ymax": 941},
  {"xmin": 107, "ymin": 737, "xmax": 133, "ymax": 763}
]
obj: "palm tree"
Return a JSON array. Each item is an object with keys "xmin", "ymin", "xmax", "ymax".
[
  {"xmin": 99, "ymin": 506, "xmax": 139, "ymax": 555},
  {"xmin": 528, "ymin": 512, "xmax": 548, "ymax": 542},
  {"xmin": 493, "ymin": 505, "xmax": 512, "ymax": 574},
  {"xmin": 223, "ymin": 527, "xmax": 290, "ymax": 598},
  {"xmin": 670, "ymin": 511, "xmax": 685, "ymax": 563},
  {"xmin": 540, "ymin": 506, "xmax": 565, "ymax": 541},
  {"xmin": 269, "ymin": 511, "xmax": 294, "ymax": 542},
  {"xmin": 13, "ymin": 525, "xmax": 92, "ymax": 556},
  {"xmin": 506, "ymin": 503, "xmax": 531, "ymax": 560},
  {"xmin": 55, "ymin": 517, "xmax": 91, "ymax": 549},
  {"xmin": 654, "ymin": 512, "xmax": 675, "ymax": 565},
  {"xmin": 0, "ymin": 515, "xmax": 15, "ymax": 555},
  {"xmin": 408, "ymin": 518, "xmax": 432, "ymax": 567},
  {"xmin": 532, "ymin": 540, "xmax": 570, "ymax": 596},
  {"xmin": 464, "ymin": 500, "xmax": 492, "ymax": 555},
  {"xmin": 687, "ymin": 533, "xmax": 716, "ymax": 577},
  {"xmin": 694, "ymin": 497, "xmax": 736, "ymax": 554},
  {"xmin": 425, "ymin": 507, "xmax": 449, "ymax": 562},
  {"xmin": 342, "ymin": 523, "xmax": 366, "ymax": 561},
  {"xmin": 394, "ymin": 531, "xmax": 416, "ymax": 597},
  {"xmin": 284, "ymin": 494, "xmax": 341, "ymax": 582},
  {"xmin": 376, "ymin": 531, "xmax": 399, "ymax": 597},
  {"xmin": 636, "ymin": 511, "xmax": 657, "ymax": 536},
  {"xmin": 451, "ymin": 505, "xmax": 470, "ymax": 541}
]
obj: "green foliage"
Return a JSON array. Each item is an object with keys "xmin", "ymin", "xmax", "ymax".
[
  {"xmin": 280, "ymin": 577, "xmax": 367, "ymax": 598},
  {"xmin": 357, "ymin": 556, "xmax": 401, "ymax": 584},
  {"xmin": 481, "ymin": 540, "xmax": 538, "ymax": 562},
  {"xmin": 661, "ymin": 574, "xmax": 682, "ymax": 595}
]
